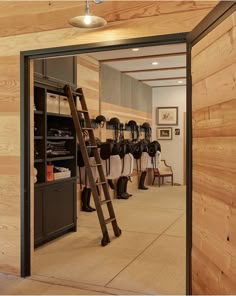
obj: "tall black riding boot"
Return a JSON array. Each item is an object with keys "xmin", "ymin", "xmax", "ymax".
[
  {"xmin": 120, "ymin": 177, "xmax": 130, "ymax": 199},
  {"xmin": 87, "ymin": 188, "xmax": 96, "ymax": 211},
  {"xmin": 81, "ymin": 188, "xmax": 93, "ymax": 212},
  {"xmin": 138, "ymin": 171, "xmax": 148, "ymax": 190},
  {"xmin": 123, "ymin": 176, "xmax": 132, "ymax": 198},
  {"xmin": 116, "ymin": 177, "xmax": 123, "ymax": 199},
  {"xmin": 108, "ymin": 179, "xmax": 115, "ymax": 189}
]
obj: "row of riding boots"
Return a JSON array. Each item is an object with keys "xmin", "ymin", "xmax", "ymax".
[{"xmin": 81, "ymin": 172, "xmax": 148, "ymax": 211}]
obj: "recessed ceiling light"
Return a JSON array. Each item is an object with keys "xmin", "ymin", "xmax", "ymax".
[
  {"xmin": 132, "ymin": 48, "xmax": 139, "ymax": 52},
  {"xmin": 178, "ymin": 80, "xmax": 183, "ymax": 84},
  {"xmin": 152, "ymin": 61, "xmax": 159, "ymax": 65}
]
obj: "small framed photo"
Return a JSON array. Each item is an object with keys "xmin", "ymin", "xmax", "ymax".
[
  {"xmin": 156, "ymin": 107, "xmax": 178, "ymax": 125},
  {"xmin": 175, "ymin": 128, "xmax": 180, "ymax": 135},
  {"xmin": 157, "ymin": 127, "xmax": 172, "ymax": 140}
]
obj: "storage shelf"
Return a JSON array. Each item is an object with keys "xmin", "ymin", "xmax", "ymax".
[
  {"xmin": 34, "ymin": 158, "xmax": 44, "ymax": 163},
  {"xmin": 47, "ymin": 156, "xmax": 74, "ymax": 161},
  {"xmin": 34, "ymin": 136, "xmax": 44, "ymax": 140},
  {"xmin": 34, "ymin": 110, "xmax": 44, "ymax": 115},
  {"xmin": 35, "ymin": 176, "xmax": 77, "ymax": 187},
  {"xmin": 47, "ymin": 112, "xmax": 72, "ymax": 118},
  {"xmin": 47, "ymin": 136, "xmax": 74, "ymax": 140}
]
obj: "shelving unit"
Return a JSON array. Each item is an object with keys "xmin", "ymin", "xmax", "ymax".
[{"xmin": 34, "ymin": 81, "xmax": 77, "ymax": 248}]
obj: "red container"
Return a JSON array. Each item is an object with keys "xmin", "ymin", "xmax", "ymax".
[{"xmin": 47, "ymin": 164, "xmax": 54, "ymax": 182}]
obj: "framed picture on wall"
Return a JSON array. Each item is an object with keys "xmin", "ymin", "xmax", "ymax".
[
  {"xmin": 156, "ymin": 107, "xmax": 178, "ymax": 125},
  {"xmin": 157, "ymin": 127, "xmax": 172, "ymax": 140}
]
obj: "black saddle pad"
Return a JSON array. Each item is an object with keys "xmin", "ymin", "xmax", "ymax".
[
  {"xmin": 100, "ymin": 142, "xmax": 113, "ymax": 160},
  {"xmin": 132, "ymin": 142, "xmax": 144, "ymax": 159},
  {"xmin": 111, "ymin": 142, "xmax": 121, "ymax": 156},
  {"xmin": 125, "ymin": 141, "xmax": 134, "ymax": 154},
  {"xmin": 119, "ymin": 142, "xmax": 127, "ymax": 159},
  {"xmin": 148, "ymin": 140, "xmax": 161, "ymax": 157}
]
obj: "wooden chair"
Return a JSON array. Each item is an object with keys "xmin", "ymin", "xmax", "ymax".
[{"xmin": 152, "ymin": 160, "xmax": 173, "ymax": 187}]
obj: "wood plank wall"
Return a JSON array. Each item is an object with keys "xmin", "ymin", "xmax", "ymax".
[
  {"xmin": 192, "ymin": 11, "xmax": 236, "ymax": 294},
  {"xmin": 0, "ymin": 1, "xmax": 217, "ymax": 276}
]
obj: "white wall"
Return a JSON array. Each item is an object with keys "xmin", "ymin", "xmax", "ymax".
[{"xmin": 152, "ymin": 86, "xmax": 186, "ymax": 185}]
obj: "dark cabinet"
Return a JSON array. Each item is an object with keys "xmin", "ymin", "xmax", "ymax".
[
  {"xmin": 44, "ymin": 181, "xmax": 76, "ymax": 237},
  {"xmin": 34, "ymin": 180, "xmax": 77, "ymax": 248},
  {"xmin": 34, "ymin": 188, "xmax": 44, "ymax": 245},
  {"xmin": 34, "ymin": 56, "xmax": 77, "ymax": 88}
]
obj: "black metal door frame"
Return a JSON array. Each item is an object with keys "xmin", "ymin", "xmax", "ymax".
[
  {"xmin": 20, "ymin": 32, "xmax": 190, "ymax": 285},
  {"xmin": 20, "ymin": 2, "xmax": 235, "ymax": 292}
]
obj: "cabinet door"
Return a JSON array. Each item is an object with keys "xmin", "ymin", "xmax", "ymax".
[
  {"xmin": 44, "ymin": 181, "xmax": 76, "ymax": 237},
  {"xmin": 45, "ymin": 56, "xmax": 77, "ymax": 87},
  {"xmin": 34, "ymin": 59, "xmax": 44, "ymax": 78},
  {"xmin": 34, "ymin": 188, "xmax": 44, "ymax": 245}
]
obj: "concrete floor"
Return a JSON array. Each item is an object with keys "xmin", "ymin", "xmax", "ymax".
[{"xmin": 0, "ymin": 185, "xmax": 186, "ymax": 295}]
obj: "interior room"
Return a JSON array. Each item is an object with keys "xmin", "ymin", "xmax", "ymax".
[
  {"xmin": 30, "ymin": 43, "xmax": 187, "ymax": 295},
  {"xmin": 0, "ymin": 1, "xmax": 235, "ymax": 295}
]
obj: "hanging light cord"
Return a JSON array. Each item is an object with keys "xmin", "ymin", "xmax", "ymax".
[{"xmin": 85, "ymin": 0, "xmax": 90, "ymax": 15}]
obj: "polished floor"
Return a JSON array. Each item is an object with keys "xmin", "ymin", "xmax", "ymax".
[{"xmin": 0, "ymin": 185, "xmax": 186, "ymax": 295}]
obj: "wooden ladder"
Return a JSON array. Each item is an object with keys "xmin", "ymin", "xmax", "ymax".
[{"xmin": 64, "ymin": 84, "xmax": 121, "ymax": 246}]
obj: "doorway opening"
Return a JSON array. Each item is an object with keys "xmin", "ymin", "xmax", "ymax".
[{"xmin": 21, "ymin": 33, "xmax": 191, "ymax": 295}]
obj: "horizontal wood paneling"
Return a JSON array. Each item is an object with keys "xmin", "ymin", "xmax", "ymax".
[
  {"xmin": 0, "ymin": 8, "xmax": 216, "ymax": 57},
  {"xmin": 192, "ymin": 62, "xmax": 236, "ymax": 111},
  {"xmin": 192, "ymin": 25, "xmax": 236, "ymax": 84},
  {"xmin": 192, "ymin": 10, "xmax": 236, "ymax": 294},
  {"xmin": 0, "ymin": 1, "xmax": 217, "ymax": 37},
  {"xmin": 192, "ymin": 10, "xmax": 236, "ymax": 58},
  {"xmin": 193, "ymin": 164, "xmax": 236, "ymax": 207},
  {"xmin": 0, "ymin": 115, "xmax": 20, "ymax": 156},
  {"xmin": 77, "ymin": 55, "xmax": 99, "ymax": 119},
  {"xmin": 193, "ymin": 99, "xmax": 236, "ymax": 138},
  {"xmin": 192, "ymin": 246, "xmax": 236, "ymax": 294},
  {"xmin": 0, "ymin": 175, "xmax": 20, "ymax": 275},
  {"xmin": 193, "ymin": 137, "xmax": 236, "ymax": 171}
]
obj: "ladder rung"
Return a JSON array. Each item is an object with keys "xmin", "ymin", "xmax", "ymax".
[
  {"xmin": 87, "ymin": 145, "xmax": 97, "ymax": 148},
  {"xmin": 96, "ymin": 181, "xmax": 106, "ymax": 185},
  {"xmin": 82, "ymin": 127, "xmax": 93, "ymax": 131},
  {"xmin": 77, "ymin": 109, "xmax": 88, "ymax": 113},
  {"xmin": 90, "ymin": 163, "xmax": 102, "ymax": 167},
  {"xmin": 72, "ymin": 91, "xmax": 82, "ymax": 96},
  {"xmin": 100, "ymin": 200, "xmax": 111, "ymax": 205},
  {"xmin": 105, "ymin": 217, "xmax": 116, "ymax": 224}
]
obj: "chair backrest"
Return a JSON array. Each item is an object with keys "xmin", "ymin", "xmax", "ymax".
[{"xmin": 159, "ymin": 160, "xmax": 172, "ymax": 173}]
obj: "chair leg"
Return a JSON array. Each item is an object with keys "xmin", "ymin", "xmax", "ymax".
[
  {"xmin": 152, "ymin": 176, "xmax": 155, "ymax": 185},
  {"xmin": 158, "ymin": 176, "xmax": 160, "ymax": 187},
  {"xmin": 171, "ymin": 175, "xmax": 173, "ymax": 186}
]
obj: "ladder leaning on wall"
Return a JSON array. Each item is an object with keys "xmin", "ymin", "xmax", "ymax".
[{"xmin": 64, "ymin": 84, "xmax": 122, "ymax": 246}]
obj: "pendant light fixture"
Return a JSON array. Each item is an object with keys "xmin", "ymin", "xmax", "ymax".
[{"xmin": 69, "ymin": 0, "xmax": 107, "ymax": 29}]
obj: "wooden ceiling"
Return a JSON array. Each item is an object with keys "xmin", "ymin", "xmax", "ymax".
[{"xmin": 0, "ymin": 1, "xmax": 218, "ymax": 37}]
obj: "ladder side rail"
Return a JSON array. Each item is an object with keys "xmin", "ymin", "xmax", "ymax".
[{"xmin": 64, "ymin": 85, "xmax": 109, "ymax": 236}]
